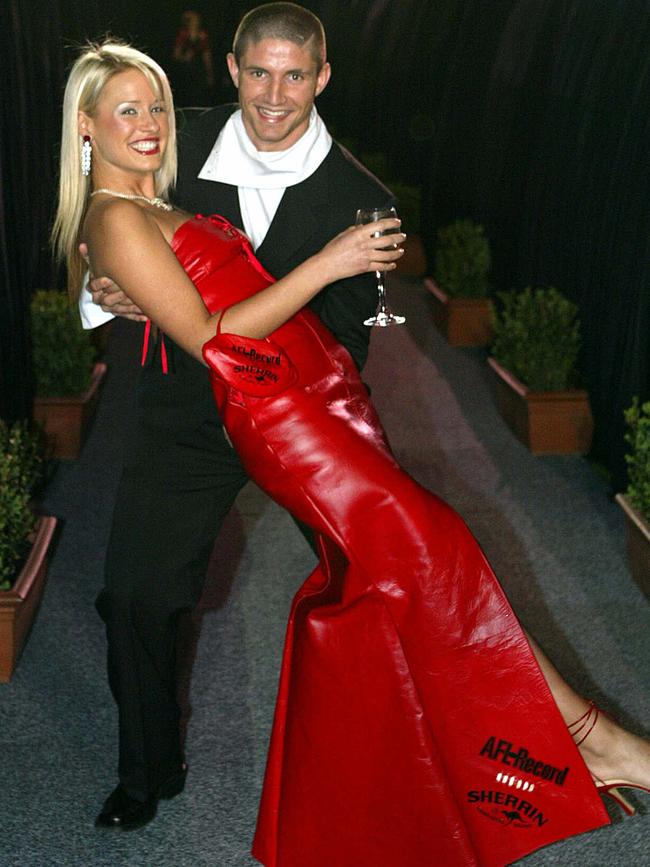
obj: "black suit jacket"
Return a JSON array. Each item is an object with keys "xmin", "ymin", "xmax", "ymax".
[{"xmin": 174, "ymin": 105, "xmax": 393, "ymax": 370}]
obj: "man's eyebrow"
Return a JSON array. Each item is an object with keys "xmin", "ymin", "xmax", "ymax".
[{"xmin": 243, "ymin": 64, "xmax": 313, "ymax": 75}]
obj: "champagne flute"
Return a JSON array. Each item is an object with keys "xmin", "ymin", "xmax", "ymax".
[{"xmin": 355, "ymin": 206, "xmax": 405, "ymax": 327}]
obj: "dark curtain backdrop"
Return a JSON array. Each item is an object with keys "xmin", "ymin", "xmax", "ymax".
[
  {"xmin": 318, "ymin": 0, "xmax": 650, "ymax": 490},
  {"xmin": 0, "ymin": 0, "xmax": 153, "ymax": 421},
  {"xmin": 0, "ymin": 0, "xmax": 192, "ymax": 422},
  {"xmin": 2, "ymin": 1, "xmax": 648, "ymax": 489}
]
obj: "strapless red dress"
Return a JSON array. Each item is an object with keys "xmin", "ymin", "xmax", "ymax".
[{"xmin": 171, "ymin": 215, "xmax": 609, "ymax": 867}]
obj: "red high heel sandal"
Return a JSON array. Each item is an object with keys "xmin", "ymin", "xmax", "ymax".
[{"xmin": 569, "ymin": 701, "xmax": 650, "ymax": 815}]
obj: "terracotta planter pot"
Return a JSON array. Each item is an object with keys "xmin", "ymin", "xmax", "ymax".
[
  {"xmin": 488, "ymin": 357, "xmax": 594, "ymax": 455},
  {"xmin": 33, "ymin": 361, "xmax": 107, "ymax": 459},
  {"xmin": 425, "ymin": 278, "xmax": 493, "ymax": 346},
  {"xmin": 615, "ymin": 494, "xmax": 650, "ymax": 599},
  {"xmin": 395, "ymin": 234, "xmax": 428, "ymax": 278},
  {"xmin": 0, "ymin": 515, "xmax": 57, "ymax": 683}
]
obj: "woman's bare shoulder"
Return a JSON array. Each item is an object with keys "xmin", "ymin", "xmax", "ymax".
[
  {"xmin": 85, "ymin": 199, "xmax": 190, "ymax": 247},
  {"xmin": 83, "ymin": 200, "xmax": 170, "ymax": 278},
  {"xmin": 85, "ymin": 198, "xmax": 157, "ymax": 239}
]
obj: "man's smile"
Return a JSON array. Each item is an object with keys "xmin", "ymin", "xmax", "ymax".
[{"xmin": 256, "ymin": 107, "xmax": 292, "ymax": 121}]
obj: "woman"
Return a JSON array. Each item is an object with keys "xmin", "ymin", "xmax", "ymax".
[{"xmin": 53, "ymin": 41, "xmax": 649, "ymax": 867}]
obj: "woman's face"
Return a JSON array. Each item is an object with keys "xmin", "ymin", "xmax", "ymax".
[{"xmin": 79, "ymin": 68, "xmax": 168, "ymax": 185}]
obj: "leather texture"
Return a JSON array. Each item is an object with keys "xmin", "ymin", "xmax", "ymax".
[{"xmin": 173, "ymin": 215, "xmax": 609, "ymax": 867}]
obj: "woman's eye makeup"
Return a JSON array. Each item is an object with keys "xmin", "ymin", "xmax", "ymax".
[{"xmin": 116, "ymin": 103, "xmax": 166, "ymax": 116}]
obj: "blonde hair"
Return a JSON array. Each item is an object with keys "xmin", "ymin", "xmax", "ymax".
[{"xmin": 52, "ymin": 40, "xmax": 177, "ymax": 297}]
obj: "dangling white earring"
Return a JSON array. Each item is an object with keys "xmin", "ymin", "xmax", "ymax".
[{"xmin": 81, "ymin": 135, "xmax": 92, "ymax": 176}]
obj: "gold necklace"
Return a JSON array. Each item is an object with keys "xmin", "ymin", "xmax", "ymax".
[{"xmin": 91, "ymin": 188, "xmax": 173, "ymax": 211}]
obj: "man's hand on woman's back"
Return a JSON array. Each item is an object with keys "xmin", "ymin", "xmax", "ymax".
[{"xmin": 79, "ymin": 241, "xmax": 147, "ymax": 321}]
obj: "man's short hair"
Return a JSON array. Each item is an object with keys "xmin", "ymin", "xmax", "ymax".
[{"xmin": 232, "ymin": 3, "xmax": 327, "ymax": 70}]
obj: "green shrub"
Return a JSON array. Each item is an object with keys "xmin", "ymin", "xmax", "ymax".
[
  {"xmin": 31, "ymin": 290, "xmax": 96, "ymax": 396},
  {"xmin": 490, "ymin": 286, "xmax": 581, "ymax": 391},
  {"xmin": 623, "ymin": 398, "xmax": 650, "ymax": 521},
  {"xmin": 434, "ymin": 219, "xmax": 491, "ymax": 298},
  {"xmin": 0, "ymin": 421, "xmax": 43, "ymax": 590}
]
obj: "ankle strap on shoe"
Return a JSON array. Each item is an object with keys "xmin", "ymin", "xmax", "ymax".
[{"xmin": 568, "ymin": 701, "xmax": 599, "ymax": 747}]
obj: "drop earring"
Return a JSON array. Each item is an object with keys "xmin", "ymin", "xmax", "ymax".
[{"xmin": 81, "ymin": 135, "xmax": 92, "ymax": 176}]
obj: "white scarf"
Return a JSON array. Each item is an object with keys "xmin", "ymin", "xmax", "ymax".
[{"xmin": 198, "ymin": 107, "xmax": 332, "ymax": 249}]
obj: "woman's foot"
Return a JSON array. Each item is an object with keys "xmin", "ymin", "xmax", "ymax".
[
  {"xmin": 521, "ymin": 630, "xmax": 650, "ymax": 812},
  {"xmin": 570, "ymin": 702, "xmax": 650, "ymax": 814}
]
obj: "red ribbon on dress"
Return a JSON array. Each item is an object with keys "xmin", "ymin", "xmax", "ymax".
[{"xmin": 141, "ymin": 320, "xmax": 168, "ymax": 374}]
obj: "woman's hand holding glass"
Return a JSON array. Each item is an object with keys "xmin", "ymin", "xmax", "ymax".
[{"xmin": 315, "ymin": 217, "xmax": 405, "ymax": 288}]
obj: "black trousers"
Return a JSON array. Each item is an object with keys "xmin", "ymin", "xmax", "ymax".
[
  {"xmin": 98, "ymin": 337, "xmax": 319, "ymax": 798},
  {"xmin": 97, "ymin": 343, "xmax": 254, "ymax": 799}
]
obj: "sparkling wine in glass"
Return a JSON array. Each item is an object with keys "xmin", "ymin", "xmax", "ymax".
[{"xmin": 355, "ymin": 205, "xmax": 405, "ymax": 327}]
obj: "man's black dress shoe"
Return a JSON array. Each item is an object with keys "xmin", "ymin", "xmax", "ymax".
[{"xmin": 95, "ymin": 764, "xmax": 187, "ymax": 831}]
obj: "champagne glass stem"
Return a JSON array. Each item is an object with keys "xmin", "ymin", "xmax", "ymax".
[{"xmin": 375, "ymin": 271, "xmax": 388, "ymax": 314}]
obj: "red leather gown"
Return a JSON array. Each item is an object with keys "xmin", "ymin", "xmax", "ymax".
[{"xmin": 172, "ymin": 215, "xmax": 609, "ymax": 867}]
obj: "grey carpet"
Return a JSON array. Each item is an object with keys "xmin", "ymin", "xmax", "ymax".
[{"xmin": 1, "ymin": 278, "xmax": 648, "ymax": 867}]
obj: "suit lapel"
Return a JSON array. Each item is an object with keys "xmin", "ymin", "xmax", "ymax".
[
  {"xmin": 210, "ymin": 182, "xmax": 243, "ymax": 228},
  {"xmin": 256, "ymin": 154, "xmax": 332, "ymax": 277},
  {"xmin": 176, "ymin": 106, "xmax": 245, "ymax": 227}
]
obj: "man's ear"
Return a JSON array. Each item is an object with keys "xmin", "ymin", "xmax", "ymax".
[
  {"xmin": 315, "ymin": 62, "xmax": 331, "ymax": 98},
  {"xmin": 226, "ymin": 53, "xmax": 240, "ymax": 89}
]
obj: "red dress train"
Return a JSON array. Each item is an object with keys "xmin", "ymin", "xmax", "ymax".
[{"xmin": 171, "ymin": 215, "xmax": 609, "ymax": 867}]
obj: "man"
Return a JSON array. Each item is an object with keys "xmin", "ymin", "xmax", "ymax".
[{"xmin": 86, "ymin": 3, "xmax": 392, "ymax": 831}]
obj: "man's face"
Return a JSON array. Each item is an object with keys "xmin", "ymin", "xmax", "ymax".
[{"xmin": 227, "ymin": 38, "xmax": 330, "ymax": 152}]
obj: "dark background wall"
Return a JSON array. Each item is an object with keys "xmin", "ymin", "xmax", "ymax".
[{"xmin": 2, "ymin": 0, "xmax": 648, "ymax": 489}]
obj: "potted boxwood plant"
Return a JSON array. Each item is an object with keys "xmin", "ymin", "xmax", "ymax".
[
  {"xmin": 425, "ymin": 219, "xmax": 493, "ymax": 346},
  {"xmin": 0, "ymin": 420, "xmax": 57, "ymax": 682},
  {"xmin": 615, "ymin": 398, "xmax": 650, "ymax": 597},
  {"xmin": 488, "ymin": 286, "xmax": 593, "ymax": 454},
  {"xmin": 31, "ymin": 289, "xmax": 107, "ymax": 459}
]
